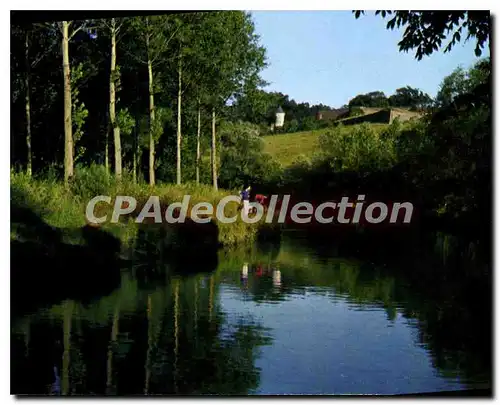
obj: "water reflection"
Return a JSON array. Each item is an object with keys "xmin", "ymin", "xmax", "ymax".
[{"xmin": 11, "ymin": 230, "xmax": 491, "ymax": 395}]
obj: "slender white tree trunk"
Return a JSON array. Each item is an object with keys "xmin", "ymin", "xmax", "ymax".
[
  {"xmin": 196, "ymin": 99, "xmax": 201, "ymax": 185},
  {"xmin": 105, "ymin": 126, "xmax": 109, "ymax": 173},
  {"xmin": 211, "ymin": 108, "xmax": 218, "ymax": 191},
  {"xmin": 109, "ymin": 18, "xmax": 122, "ymax": 181},
  {"xmin": 25, "ymin": 31, "xmax": 32, "ymax": 177},
  {"xmin": 62, "ymin": 21, "xmax": 74, "ymax": 184},
  {"xmin": 133, "ymin": 119, "xmax": 138, "ymax": 184},
  {"xmin": 148, "ymin": 59, "xmax": 155, "ymax": 186},
  {"xmin": 176, "ymin": 54, "xmax": 182, "ymax": 185}
]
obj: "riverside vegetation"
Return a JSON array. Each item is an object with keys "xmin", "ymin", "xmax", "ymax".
[
  {"xmin": 10, "ymin": 11, "xmax": 492, "ymax": 395},
  {"xmin": 11, "ymin": 54, "xmax": 491, "ymax": 276},
  {"xmin": 11, "ymin": 11, "xmax": 491, "ymax": 247}
]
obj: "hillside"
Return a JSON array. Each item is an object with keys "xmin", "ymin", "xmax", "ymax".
[
  {"xmin": 263, "ymin": 124, "xmax": 388, "ymax": 167},
  {"xmin": 263, "ymin": 130, "xmax": 323, "ymax": 167}
]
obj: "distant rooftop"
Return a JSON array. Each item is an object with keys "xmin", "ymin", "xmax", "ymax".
[{"xmin": 276, "ymin": 106, "xmax": 284, "ymax": 113}]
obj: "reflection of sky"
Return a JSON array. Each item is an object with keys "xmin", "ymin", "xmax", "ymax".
[{"xmin": 219, "ymin": 284, "xmax": 465, "ymax": 395}]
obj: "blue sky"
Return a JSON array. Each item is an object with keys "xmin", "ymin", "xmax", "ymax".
[{"xmin": 251, "ymin": 11, "xmax": 489, "ymax": 108}]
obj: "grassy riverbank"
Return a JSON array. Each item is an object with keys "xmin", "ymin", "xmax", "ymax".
[{"xmin": 10, "ymin": 167, "xmax": 269, "ymax": 249}]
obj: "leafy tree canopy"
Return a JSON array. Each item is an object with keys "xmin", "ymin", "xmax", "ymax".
[
  {"xmin": 348, "ymin": 91, "xmax": 389, "ymax": 108},
  {"xmin": 389, "ymin": 86, "xmax": 433, "ymax": 109},
  {"xmin": 435, "ymin": 57, "xmax": 490, "ymax": 107}
]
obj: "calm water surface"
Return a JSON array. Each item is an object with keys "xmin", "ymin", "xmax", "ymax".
[{"xmin": 11, "ymin": 231, "xmax": 491, "ymax": 395}]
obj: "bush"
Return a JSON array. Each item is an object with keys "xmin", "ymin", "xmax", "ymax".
[
  {"xmin": 299, "ymin": 116, "xmax": 319, "ymax": 131},
  {"xmin": 258, "ymin": 123, "xmax": 272, "ymax": 136},
  {"xmin": 283, "ymin": 154, "xmax": 313, "ymax": 186},
  {"xmin": 317, "ymin": 123, "xmax": 396, "ymax": 173},
  {"xmin": 70, "ymin": 163, "xmax": 114, "ymax": 200},
  {"xmin": 285, "ymin": 118, "xmax": 300, "ymax": 133},
  {"xmin": 11, "ymin": 168, "xmax": 263, "ymax": 247},
  {"xmin": 380, "ymin": 117, "xmax": 402, "ymax": 139},
  {"xmin": 218, "ymin": 121, "xmax": 283, "ymax": 189}
]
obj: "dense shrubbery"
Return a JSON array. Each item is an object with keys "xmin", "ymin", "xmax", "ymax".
[
  {"xmin": 282, "ymin": 155, "xmax": 313, "ymax": 188},
  {"xmin": 272, "ymin": 59, "xmax": 490, "ymax": 234},
  {"xmin": 218, "ymin": 122, "xmax": 283, "ymax": 190},
  {"xmin": 316, "ymin": 123, "xmax": 397, "ymax": 174},
  {"xmin": 11, "ymin": 165, "xmax": 263, "ymax": 247}
]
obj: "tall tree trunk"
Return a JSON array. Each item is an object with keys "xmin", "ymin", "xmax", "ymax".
[
  {"xmin": 211, "ymin": 108, "xmax": 218, "ymax": 190},
  {"xmin": 176, "ymin": 55, "xmax": 182, "ymax": 185},
  {"xmin": 25, "ymin": 31, "xmax": 32, "ymax": 177},
  {"xmin": 62, "ymin": 21, "xmax": 74, "ymax": 185},
  {"xmin": 196, "ymin": 99, "xmax": 201, "ymax": 185},
  {"xmin": 105, "ymin": 126, "xmax": 109, "ymax": 173},
  {"xmin": 133, "ymin": 119, "xmax": 138, "ymax": 184},
  {"xmin": 147, "ymin": 59, "xmax": 155, "ymax": 187},
  {"xmin": 109, "ymin": 18, "xmax": 122, "ymax": 181}
]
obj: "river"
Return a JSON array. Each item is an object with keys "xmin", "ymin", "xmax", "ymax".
[{"xmin": 11, "ymin": 229, "xmax": 491, "ymax": 395}]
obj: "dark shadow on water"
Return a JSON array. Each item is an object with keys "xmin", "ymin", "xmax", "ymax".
[
  {"xmin": 132, "ymin": 218, "xmax": 220, "ymax": 287},
  {"xmin": 10, "ymin": 183, "xmax": 492, "ymax": 395},
  {"xmin": 11, "ymin": 203, "xmax": 124, "ymax": 318},
  {"xmin": 255, "ymin": 238, "xmax": 281, "ymax": 262},
  {"xmin": 11, "ymin": 270, "xmax": 273, "ymax": 395}
]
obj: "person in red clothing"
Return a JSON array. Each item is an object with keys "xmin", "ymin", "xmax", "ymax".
[
  {"xmin": 251, "ymin": 194, "xmax": 268, "ymax": 214},
  {"xmin": 255, "ymin": 194, "xmax": 268, "ymax": 206}
]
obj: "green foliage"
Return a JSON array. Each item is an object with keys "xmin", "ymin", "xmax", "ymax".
[
  {"xmin": 435, "ymin": 58, "xmax": 490, "ymax": 107},
  {"xmin": 435, "ymin": 67, "xmax": 468, "ymax": 107},
  {"xmin": 228, "ymin": 89, "xmax": 336, "ymax": 134},
  {"xmin": 10, "ymin": 12, "xmax": 491, "ymax": 241},
  {"xmin": 127, "ymin": 14, "xmax": 178, "ymax": 67},
  {"xmin": 299, "ymin": 116, "xmax": 320, "ymax": 131},
  {"xmin": 116, "ymin": 108, "xmax": 135, "ymax": 136},
  {"xmin": 11, "ymin": 170, "xmax": 83, "ymax": 229},
  {"xmin": 70, "ymin": 163, "xmax": 114, "ymax": 200},
  {"xmin": 151, "ymin": 107, "xmax": 172, "ymax": 143},
  {"xmin": 201, "ymin": 12, "xmax": 267, "ymax": 109},
  {"xmin": 283, "ymin": 154, "xmax": 312, "ymax": 186},
  {"xmin": 348, "ymin": 91, "xmax": 389, "ymax": 108},
  {"xmin": 11, "ymin": 168, "xmax": 262, "ymax": 247},
  {"xmin": 111, "ymin": 64, "xmax": 122, "ymax": 93},
  {"xmin": 71, "ymin": 63, "xmax": 93, "ymax": 163},
  {"xmin": 285, "ymin": 118, "xmax": 300, "ymax": 133},
  {"xmin": 317, "ymin": 123, "xmax": 396, "ymax": 173},
  {"xmin": 218, "ymin": 121, "xmax": 282, "ymax": 189},
  {"xmin": 388, "ymin": 86, "xmax": 433, "ymax": 109},
  {"xmin": 380, "ymin": 117, "xmax": 403, "ymax": 139}
]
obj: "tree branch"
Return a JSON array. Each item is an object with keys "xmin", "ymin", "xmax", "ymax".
[
  {"xmin": 124, "ymin": 48, "xmax": 148, "ymax": 65},
  {"xmin": 69, "ymin": 25, "xmax": 83, "ymax": 40}
]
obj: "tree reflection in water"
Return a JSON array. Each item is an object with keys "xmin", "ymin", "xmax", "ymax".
[
  {"xmin": 11, "ymin": 229, "xmax": 491, "ymax": 395},
  {"xmin": 11, "ymin": 271, "xmax": 273, "ymax": 395}
]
